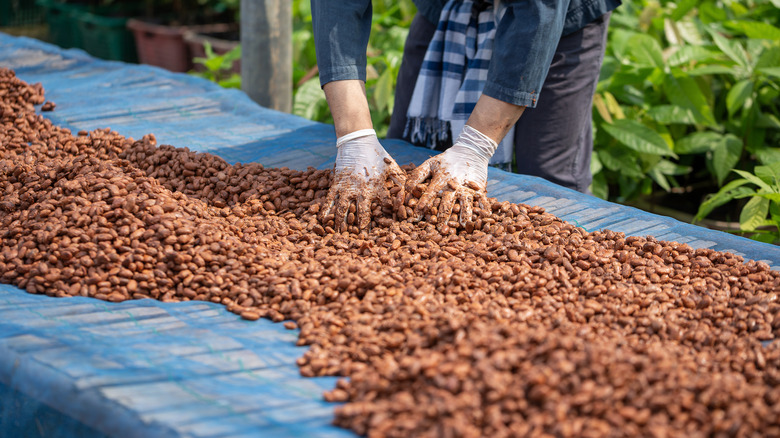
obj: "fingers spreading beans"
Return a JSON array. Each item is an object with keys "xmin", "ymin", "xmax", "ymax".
[{"xmin": 2, "ymin": 68, "xmax": 780, "ymax": 437}]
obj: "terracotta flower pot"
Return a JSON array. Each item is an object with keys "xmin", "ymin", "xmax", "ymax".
[
  {"xmin": 127, "ymin": 20, "xmax": 235, "ymax": 72},
  {"xmin": 127, "ymin": 19, "xmax": 192, "ymax": 72}
]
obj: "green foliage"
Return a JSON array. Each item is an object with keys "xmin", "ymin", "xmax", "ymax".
[
  {"xmin": 695, "ymin": 162, "xmax": 780, "ymax": 243},
  {"xmin": 190, "ymin": 41, "xmax": 241, "ymax": 89},
  {"xmin": 293, "ymin": 77, "xmax": 332, "ymax": 124},
  {"xmin": 591, "ymin": 0, "xmax": 780, "ymax": 207},
  {"xmin": 193, "ymin": 0, "xmax": 780, "ymax": 246}
]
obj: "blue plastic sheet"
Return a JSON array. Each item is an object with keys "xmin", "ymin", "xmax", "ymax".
[
  {"xmin": 0, "ymin": 285, "xmax": 350, "ymax": 438},
  {"xmin": 1, "ymin": 33, "xmax": 779, "ymax": 438}
]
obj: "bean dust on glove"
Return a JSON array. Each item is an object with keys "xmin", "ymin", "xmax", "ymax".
[
  {"xmin": 405, "ymin": 125, "xmax": 496, "ymax": 230},
  {"xmin": 320, "ymin": 129, "xmax": 407, "ymax": 232}
]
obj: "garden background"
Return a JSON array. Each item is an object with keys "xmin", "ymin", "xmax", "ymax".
[{"xmin": 277, "ymin": 0, "xmax": 780, "ymax": 244}]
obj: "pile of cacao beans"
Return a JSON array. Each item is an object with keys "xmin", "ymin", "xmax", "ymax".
[{"xmin": 1, "ymin": 68, "xmax": 778, "ymax": 437}]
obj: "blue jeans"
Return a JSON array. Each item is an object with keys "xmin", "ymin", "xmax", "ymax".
[{"xmin": 388, "ymin": 12, "xmax": 611, "ymax": 193}]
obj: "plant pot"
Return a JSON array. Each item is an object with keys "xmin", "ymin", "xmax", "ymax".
[
  {"xmin": 36, "ymin": 0, "xmax": 86, "ymax": 49},
  {"xmin": 77, "ymin": 11, "xmax": 137, "ymax": 62},
  {"xmin": 127, "ymin": 18, "xmax": 192, "ymax": 72},
  {"xmin": 127, "ymin": 19, "xmax": 236, "ymax": 72},
  {"xmin": 182, "ymin": 24, "xmax": 240, "ymax": 73}
]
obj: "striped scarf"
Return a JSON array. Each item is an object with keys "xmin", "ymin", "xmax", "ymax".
[{"xmin": 404, "ymin": 0, "xmax": 513, "ymax": 168}]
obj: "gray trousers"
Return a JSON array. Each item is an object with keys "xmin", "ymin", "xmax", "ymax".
[{"xmin": 387, "ymin": 12, "xmax": 611, "ymax": 193}]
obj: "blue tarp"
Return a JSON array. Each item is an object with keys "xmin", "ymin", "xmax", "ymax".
[{"xmin": 0, "ymin": 33, "xmax": 779, "ymax": 438}]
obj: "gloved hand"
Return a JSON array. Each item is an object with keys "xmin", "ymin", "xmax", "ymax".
[
  {"xmin": 321, "ymin": 129, "xmax": 407, "ymax": 232},
  {"xmin": 404, "ymin": 125, "xmax": 496, "ymax": 229}
]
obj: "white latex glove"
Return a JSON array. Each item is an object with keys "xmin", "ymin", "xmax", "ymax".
[
  {"xmin": 321, "ymin": 129, "xmax": 407, "ymax": 231},
  {"xmin": 405, "ymin": 125, "xmax": 496, "ymax": 229}
]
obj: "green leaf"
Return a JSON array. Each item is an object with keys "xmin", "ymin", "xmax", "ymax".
[
  {"xmin": 647, "ymin": 105, "xmax": 697, "ymax": 124},
  {"xmin": 667, "ymin": 46, "xmax": 719, "ymax": 67},
  {"xmin": 756, "ymin": 113, "xmax": 780, "ymax": 129},
  {"xmin": 590, "ymin": 171, "xmax": 608, "ymax": 200},
  {"xmin": 671, "ymin": 0, "xmax": 699, "ymax": 21},
  {"xmin": 654, "ymin": 159, "xmax": 692, "ymax": 175},
  {"xmin": 593, "ymin": 94, "xmax": 613, "ymax": 123},
  {"xmin": 664, "ymin": 72, "xmax": 718, "ymax": 127},
  {"xmin": 725, "ymin": 21, "xmax": 780, "ymax": 40},
  {"xmin": 603, "ymin": 92, "xmax": 625, "ymax": 119},
  {"xmin": 611, "ymin": 84, "xmax": 647, "ymax": 107},
  {"xmin": 646, "ymin": 67, "xmax": 666, "ymax": 86},
  {"xmin": 726, "ymin": 80, "xmax": 754, "ymax": 117},
  {"xmin": 590, "ymin": 151, "xmax": 603, "ymax": 174},
  {"xmin": 686, "ymin": 65, "xmax": 739, "ymax": 76},
  {"xmin": 627, "ymin": 34, "xmax": 664, "ymax": 68},
  {"xmin": 740, "ymin": 196, "xmax": 770, "ymax": 231},
  {"xmin": 609, "ymin": 68, "xmax": 655, "ymax": 89},
  {"xmin": 708, "ymin": 30, "xmax": 751, "ymax": 68},
  {"xmin": 695, "ymin": 178, "xmax": 752, "ymax": 221},
  {"xmin": 675, "ymin": 131, "xmax": 721, "ymax": 154},
  {"xmin": 598, "ymin": 57, "xmax": 619, "ymax": 91},
  {"xmin": 733, "ymin": 169, "xmax": 775, "ymax": 192},
  {"xmin": 204, "ymin": 40, "xmax": 215, "ymax": 58},
  {"xmin": 223, "ymin": 45, "xmax": 242, "ymax": 64},
  {"xmin": 745, "ymin": 128, "xmax": 767, "ymax": 155},
  {"xmin": 609, "ymin": 29, "xmax": 637, "ymax": 61},
  {"xmin": 700, "ymin": 1, "xmax": 728, "ymax": 23},
  {"xmin": 649, "ymin": 166, "xmax": 671, "ymax": 191},
  {"xmin": 728, "ymin": 1, "xmax": 748, "ymax": 15},
  {"xmin": 292, "ymin": 77, "xmax": 327, "ymax": 121},
  {"xmin": 373, "ymin": 68, "xmax": 395, "ymax": 114},
  {"xmin": 602, "ymin": 119, "xmax": 678, "ymax": 158},
  {"xmin": 203, "ymin": 55, "xmax": 224, "ymax": 73},
  {"xmin": 755, "ymin": 162, "xmax": 780, "ymax": 184},
  {"xmin": 758, "ymin": 66, "xmax": 780, "ymax": 78},
  {"xmin": 597, "ymin": 147, "xmax": 644, "ymax": 178},
  {"xmin": 755, "ymin": 193, "xmax": 780, "ymax": 203},
  {"xmin": 755, "ymin": 46, "xmax": 780, "ymax": 70},
  {"xmin": 755, "ymin": 148, "xmax": 780, "ymax": 165},
  {"xmin": 676, "ymin": 20, "xmax": 706, "ymax": 45},
  {"xmin": 750, "ymin": 231, "xmax": 780, "ymax": 244},
  {"xmin": 712, "ymin": 135, "xmax": 743, "ymax": 185},
  {"xmin": 770, "ymin": 201, "xmax": 780, "ymax": 225},
  {"xmin": 217, "ymin": 74, "xmax": 241, "ymax": 89},
  {"xmin": 665, "ymin": 18, "xmax": 683, "ymax": 46}
]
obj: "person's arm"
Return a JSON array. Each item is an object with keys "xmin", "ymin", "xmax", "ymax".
[
  {"xmin": 312, "ymin": 2, "xmax": 406, "ymax": 232},
  {"xmin": 312, "ymin": 1, "xmax": 375, "ymax": 136},
  {"xmin": 322, "ymin": 80, "xmax": 373, "ymax": 138},
  {"xmin": 466, "ymin": 95, "xmax": 526, "ymax": 144},
  {"xmin": 406, "ymin": 0, "xmax": 571, "ymax": 230}
]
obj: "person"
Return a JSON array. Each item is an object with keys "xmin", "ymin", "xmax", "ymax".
[{"xmin": 312, "ymin": 0, "xmax": 620, "ymax": 232}]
